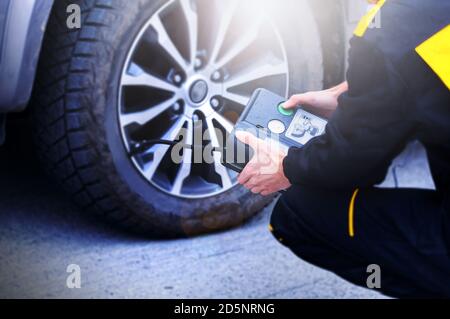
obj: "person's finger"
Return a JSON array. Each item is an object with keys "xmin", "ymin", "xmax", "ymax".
[
  {"xmin": 235, "ymin": 131, "xmax": 263, "ymax": 150},
  {"xmin": 238, "ymin": 154, "xmax": 263, "ymax": 184},
  {"xmin": 244, "ymin": 175, "xmax": 262, "ymax": 189},
  {"xmin": 237, "ymin": 170, "xmax": 251, "ymax": 185},
  {"xmin": 251, "ymin": 187, "xmax": 265, "ymax": 194},
  {"xmin": 238, "ymin": 164, "xmax": 257, "ymax": 185},
  {"xmin": 261, "ymin": 190, "xmax": 274, "ymax": 196},
  {"xmin": 283, "ymin": 93, "xmax": 313, "ymax": 109}
]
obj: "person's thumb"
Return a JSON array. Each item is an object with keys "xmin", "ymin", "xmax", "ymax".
[
  {"xmin": 283, "ymin": 93, "xmax": 310, "ymax": 109},
  {"xmin": 235, "ymin": 131, "xmax": 262, "ymax": 150}
]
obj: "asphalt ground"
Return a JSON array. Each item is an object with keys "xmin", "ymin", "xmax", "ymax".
[{"xmin": 1, "ymin": 119, "xmax": 433, "ymax": 298}]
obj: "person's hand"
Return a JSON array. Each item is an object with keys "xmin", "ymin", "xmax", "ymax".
[
  {"xmin": 283, "ymin": 81, "xmax": 348, "ymax": 118},
  {"xmin": 236, "ymin": 131, "xmax": 291, "ymax": 196}
]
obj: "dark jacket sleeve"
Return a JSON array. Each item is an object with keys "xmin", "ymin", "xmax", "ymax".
[{"xmin": 283, "ymin": 37, "xmax": 416, "ymax": 189}]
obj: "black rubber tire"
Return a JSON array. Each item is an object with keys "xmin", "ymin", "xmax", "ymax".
[{"xmin": 31, "ymin": 0, "xmax": 340, "ymax": 237}]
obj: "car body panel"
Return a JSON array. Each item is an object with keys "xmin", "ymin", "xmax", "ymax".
[
  {"xmin": 0, "ymin": 0, "xmax": 370, "ymax": 115},
  {"xmin": 0, "ymin": 0, "xmax": 54, "ymax": 113}
]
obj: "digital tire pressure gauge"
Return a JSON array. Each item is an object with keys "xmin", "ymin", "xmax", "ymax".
[{"xmin": 221, "ymin": 88, "xmax": 328, "ymax": 173}]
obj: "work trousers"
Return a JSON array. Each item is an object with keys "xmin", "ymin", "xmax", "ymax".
[{"xmin": 270, "ymin": 186, "xmax": 450, "ymax": 298}]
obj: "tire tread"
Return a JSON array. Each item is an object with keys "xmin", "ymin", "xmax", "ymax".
[{"xmin": 32, "ymin": 0, "xmax": 149, "ymax": 234}]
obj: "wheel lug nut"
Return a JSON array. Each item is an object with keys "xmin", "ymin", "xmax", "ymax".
[
  {"xmin": 192, "ymin": 114, "xmax": 199, "ymax": 122},
  {"xmin": 173, "ymin": 74, "xmax": 183, "ymax": 84},
  {"xmin": 210, "ymin": 97, "xmax": 220, "ymax": 109},
  {"xmin": 173, "ymin": 102, "xmax": 182, "ymax": 112},
  {"xmin": 211, "ymin": 70, "xmax": 221, "ymax": 81},
  {"xmin": 194, "ymin": 58, "xmax": 202, "ymax": 69}
]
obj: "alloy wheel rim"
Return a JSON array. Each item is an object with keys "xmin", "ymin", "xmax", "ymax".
[{"xmin": 118, "ymin": 0, "xmax": 289, "ymax": 198}]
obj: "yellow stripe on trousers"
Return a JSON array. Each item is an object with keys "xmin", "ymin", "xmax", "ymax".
[{"xmin": 348, "ymin": 189, "xmax": 360, "ymax": 237}]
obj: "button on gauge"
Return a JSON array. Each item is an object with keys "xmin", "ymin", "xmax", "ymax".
[
  {"xmin": 268, "ymin": 119, "xmax": 286, "ymax": 134},
  {"xmin": 277, "ymin": 103, "xmax": 294, "ymax": 116}
]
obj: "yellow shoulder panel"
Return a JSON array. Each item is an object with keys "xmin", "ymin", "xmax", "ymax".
[
  {"xmin": 415, "ymin": 25, "xmax": 450, "ymax": 90},
  {"xmin": 354, "ymin": 0, "xmax": 386, "ymax": 37}
]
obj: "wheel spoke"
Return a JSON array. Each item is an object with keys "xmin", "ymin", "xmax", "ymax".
[
  {"xmin": 171, "ymin": 119, "xmax": 194, "ymax": 195},
  {"xmin": 211, "ymin": 113, "xmax": 234, "ymax": 134},
  {"xmin": 209, "ymin": 0, "xmax": 239, "ymax": 64},
  {"xmin": 224, "ymin": 61, "xmax": 287, "ymax": 90},
  {"xmin": 221, "ymin": 92, "xmax": 249, "ymax": 106},
  {"xmin": 143, "ymin": 116, "xmax": 188, "ymax": 180},
  {"xmin": 150, "ymin": 14, "xmax": 188, "ymax": 70},
  {"xmin": 206, "ymin": 117, "xmax": 232, "ymax": 188},
  {"xmin": 121, "ymin": 96, "xmax": 178, "ymax": 126},
  {"xmin": 214, "ymin": 18, "xmax": 262, "ymax": 69},
  {"xmin": 180, "ymin": 0, "xmax": 198, "ymax": 65},
  {"xmin": 123, "ymin": 64, "xmax": 178, "ymax": 93}
]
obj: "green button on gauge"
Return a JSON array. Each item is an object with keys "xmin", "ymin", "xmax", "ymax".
[{"xmin": 277, "ymin": 103, "xmax": 294, "ymax": 116}]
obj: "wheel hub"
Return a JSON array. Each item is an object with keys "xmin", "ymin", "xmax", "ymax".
[{"xmin": 189, "ymin": 79, "xmax": 209, "ymax": 104}]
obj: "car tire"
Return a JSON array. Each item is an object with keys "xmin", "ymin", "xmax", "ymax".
[{"xmin": 31, "ymin": 0, "xmax": 341, "ymax": 237}]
